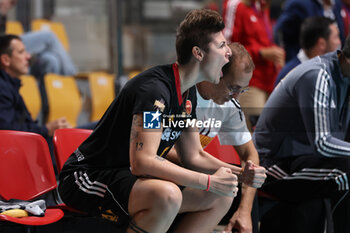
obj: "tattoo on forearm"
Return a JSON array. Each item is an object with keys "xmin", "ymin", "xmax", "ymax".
[
  {"xmin": 130, "ymin": 115, "xmax": 143, "ymax": 142},
  {"xmin": 130, "ymin": 129, "xmax": 138, "ymax": 142},
  {"xmin": 136, "ymin": 142, "xmax": 144, "ymax": 151},
  {"xmin": 155, "ymin": 155, "xmax": 165, "ymax": 161}
]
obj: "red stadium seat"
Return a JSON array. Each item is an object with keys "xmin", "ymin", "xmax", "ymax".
[
  {"xmin": 204, "ymin": 136, "xmax": 241, "ymax": 165},
  {"xmin": 0, "ymin": 130, "xmax": 64, "ymax": 227},
  {"xmin": 53, "ymin": 128, "xmax": 92, "ymax": 173}
]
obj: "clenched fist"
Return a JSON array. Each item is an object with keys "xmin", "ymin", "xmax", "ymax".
[
  {"xmin": 240, "ymin": 160, "xmax": 266, "ymax": 188},
  {"xmin": 208, "ymin": 167, "xmax": 239, "ymax": 197}
]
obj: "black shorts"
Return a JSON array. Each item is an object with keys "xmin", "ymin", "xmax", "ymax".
[{"xmin": 58, "ymin": 168, "xmax": 137, "ymax": 226}]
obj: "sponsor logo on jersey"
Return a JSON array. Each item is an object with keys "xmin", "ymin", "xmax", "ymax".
[
  {"xmin": 161, "ymin": 128, "xmax": 181, "ymax": 142},
  {"xmin": 143, "ymin": 110, "xmax": 161, "ymax": 129},
  {"xmin": 185, "ymin": 100, "xmax": 192, "ymax": 115},
  {"xmin": 154, "ymin": 99, "xmax": 165, "ymax": 112},
  {"xmin": 74, "ymin": 148, "xmax": 85, "ymax": 161}
]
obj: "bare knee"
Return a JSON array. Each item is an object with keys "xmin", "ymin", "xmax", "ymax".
[
  {"xmin": 128, "ymin": 181, "xmax": 182, "ymax": 233},
  {"xmin": 204, "ymin": 193, "xmax": 234, "ymax": 214},
  {"xmin": 151, "ymin": 183, "xmax": 182, "ymax": 213},
  {"xmin": 216, "ymin": 195, "xmax": 234, "ymax": 212},
  {"xmin": 197, "ymin": 194, "xmax": 234, "ymax": 220},
  {"xmin": 129, "ymin": 180, "xmax": 183, "ymax": 216}
]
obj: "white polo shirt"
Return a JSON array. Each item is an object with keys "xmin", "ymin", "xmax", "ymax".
[{"xmin": 196, "ymin": 90, "xmax": 251, "ymax": 147}]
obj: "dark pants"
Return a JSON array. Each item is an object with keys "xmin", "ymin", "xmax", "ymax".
[{"xmin": 259, "ymin": 155, "xmax": 350, "ymax": 233}]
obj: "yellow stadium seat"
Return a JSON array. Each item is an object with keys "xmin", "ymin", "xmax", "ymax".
[
  {"xmin": 6, "ymin": 21, "xmax": 24, "ymax": 35},
  {"xmin": 19, "ymin": 75, "xmax": 41, "ymax": 120},
  {"xmin": 44, "ymin": 73, "xmax": 82, "ymax": 127},
  {"xmin": 88, "ymin": 72, "xmax": 115, "ymax": 122},
  {"xmin": 31, "ymin": 18, "xmax": 50, "ymax": 30},
  {"xmin": 31, "ymin": 19, "xmax": 70, "ymax": 51}
]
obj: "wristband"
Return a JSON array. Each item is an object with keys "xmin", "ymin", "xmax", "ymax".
[{"xmin": 205, "ymin": 175, "xmax": 211, "ymax": 191}]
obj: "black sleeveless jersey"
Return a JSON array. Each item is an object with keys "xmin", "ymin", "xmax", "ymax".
[{"xmin": 61, "ymin": 64, "xmax": 197, "ymax": 174}]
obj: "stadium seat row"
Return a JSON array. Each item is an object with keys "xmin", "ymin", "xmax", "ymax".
[
  {"xmin": 20, "ymin": 72, "xmax": 115, "ymax": 127},
  {"xmin": 6, "ymin": 19, "xmax": 70, "ymax": 51}
]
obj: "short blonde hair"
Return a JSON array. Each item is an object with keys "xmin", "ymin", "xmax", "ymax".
[{"xmin": 222, "ymin": 42, "xmax": 255, "ymax": 75}]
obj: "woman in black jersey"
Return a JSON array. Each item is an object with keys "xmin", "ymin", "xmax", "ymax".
[{"xmin": 59, "ymin": 9, "xmax": 265, "ymax": 233}]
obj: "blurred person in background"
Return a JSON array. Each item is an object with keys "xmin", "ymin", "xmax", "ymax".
[
  {"xmin": 0, "ymin": 34, "xmax": 71, "ymax": 173},
  {"xmin": 222, "ymin": 0, "xmax": 285, "ymax": 132},
  {"xmin": 0, "ymin": 0, "xmax": 77, "ymax": 123},
  {"xmin": 274, "ymin": 0, "xmax": 345, "ymax": 62},
  {"xmin": 254, "ymin": 34, "xmax": 350, "ymax": 233},
  {"xmin": 341, "ymin": 0, "xmax": 350, "ymax": 37},
  {"xmin": 0, "ymin": 0, "xmax": 76, "ymax": 78},
  {"xmin": 0, "ymin": 34, "xmax": 70, "ymax": 140},
  {"xmin": 275, "ymin": 16, "xmax": 341, "ymax": 86}
]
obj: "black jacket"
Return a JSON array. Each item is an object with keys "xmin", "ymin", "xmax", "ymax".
[{"xmin": 0, "ymin": 69, "xmax": 48, "ymax": 138}]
